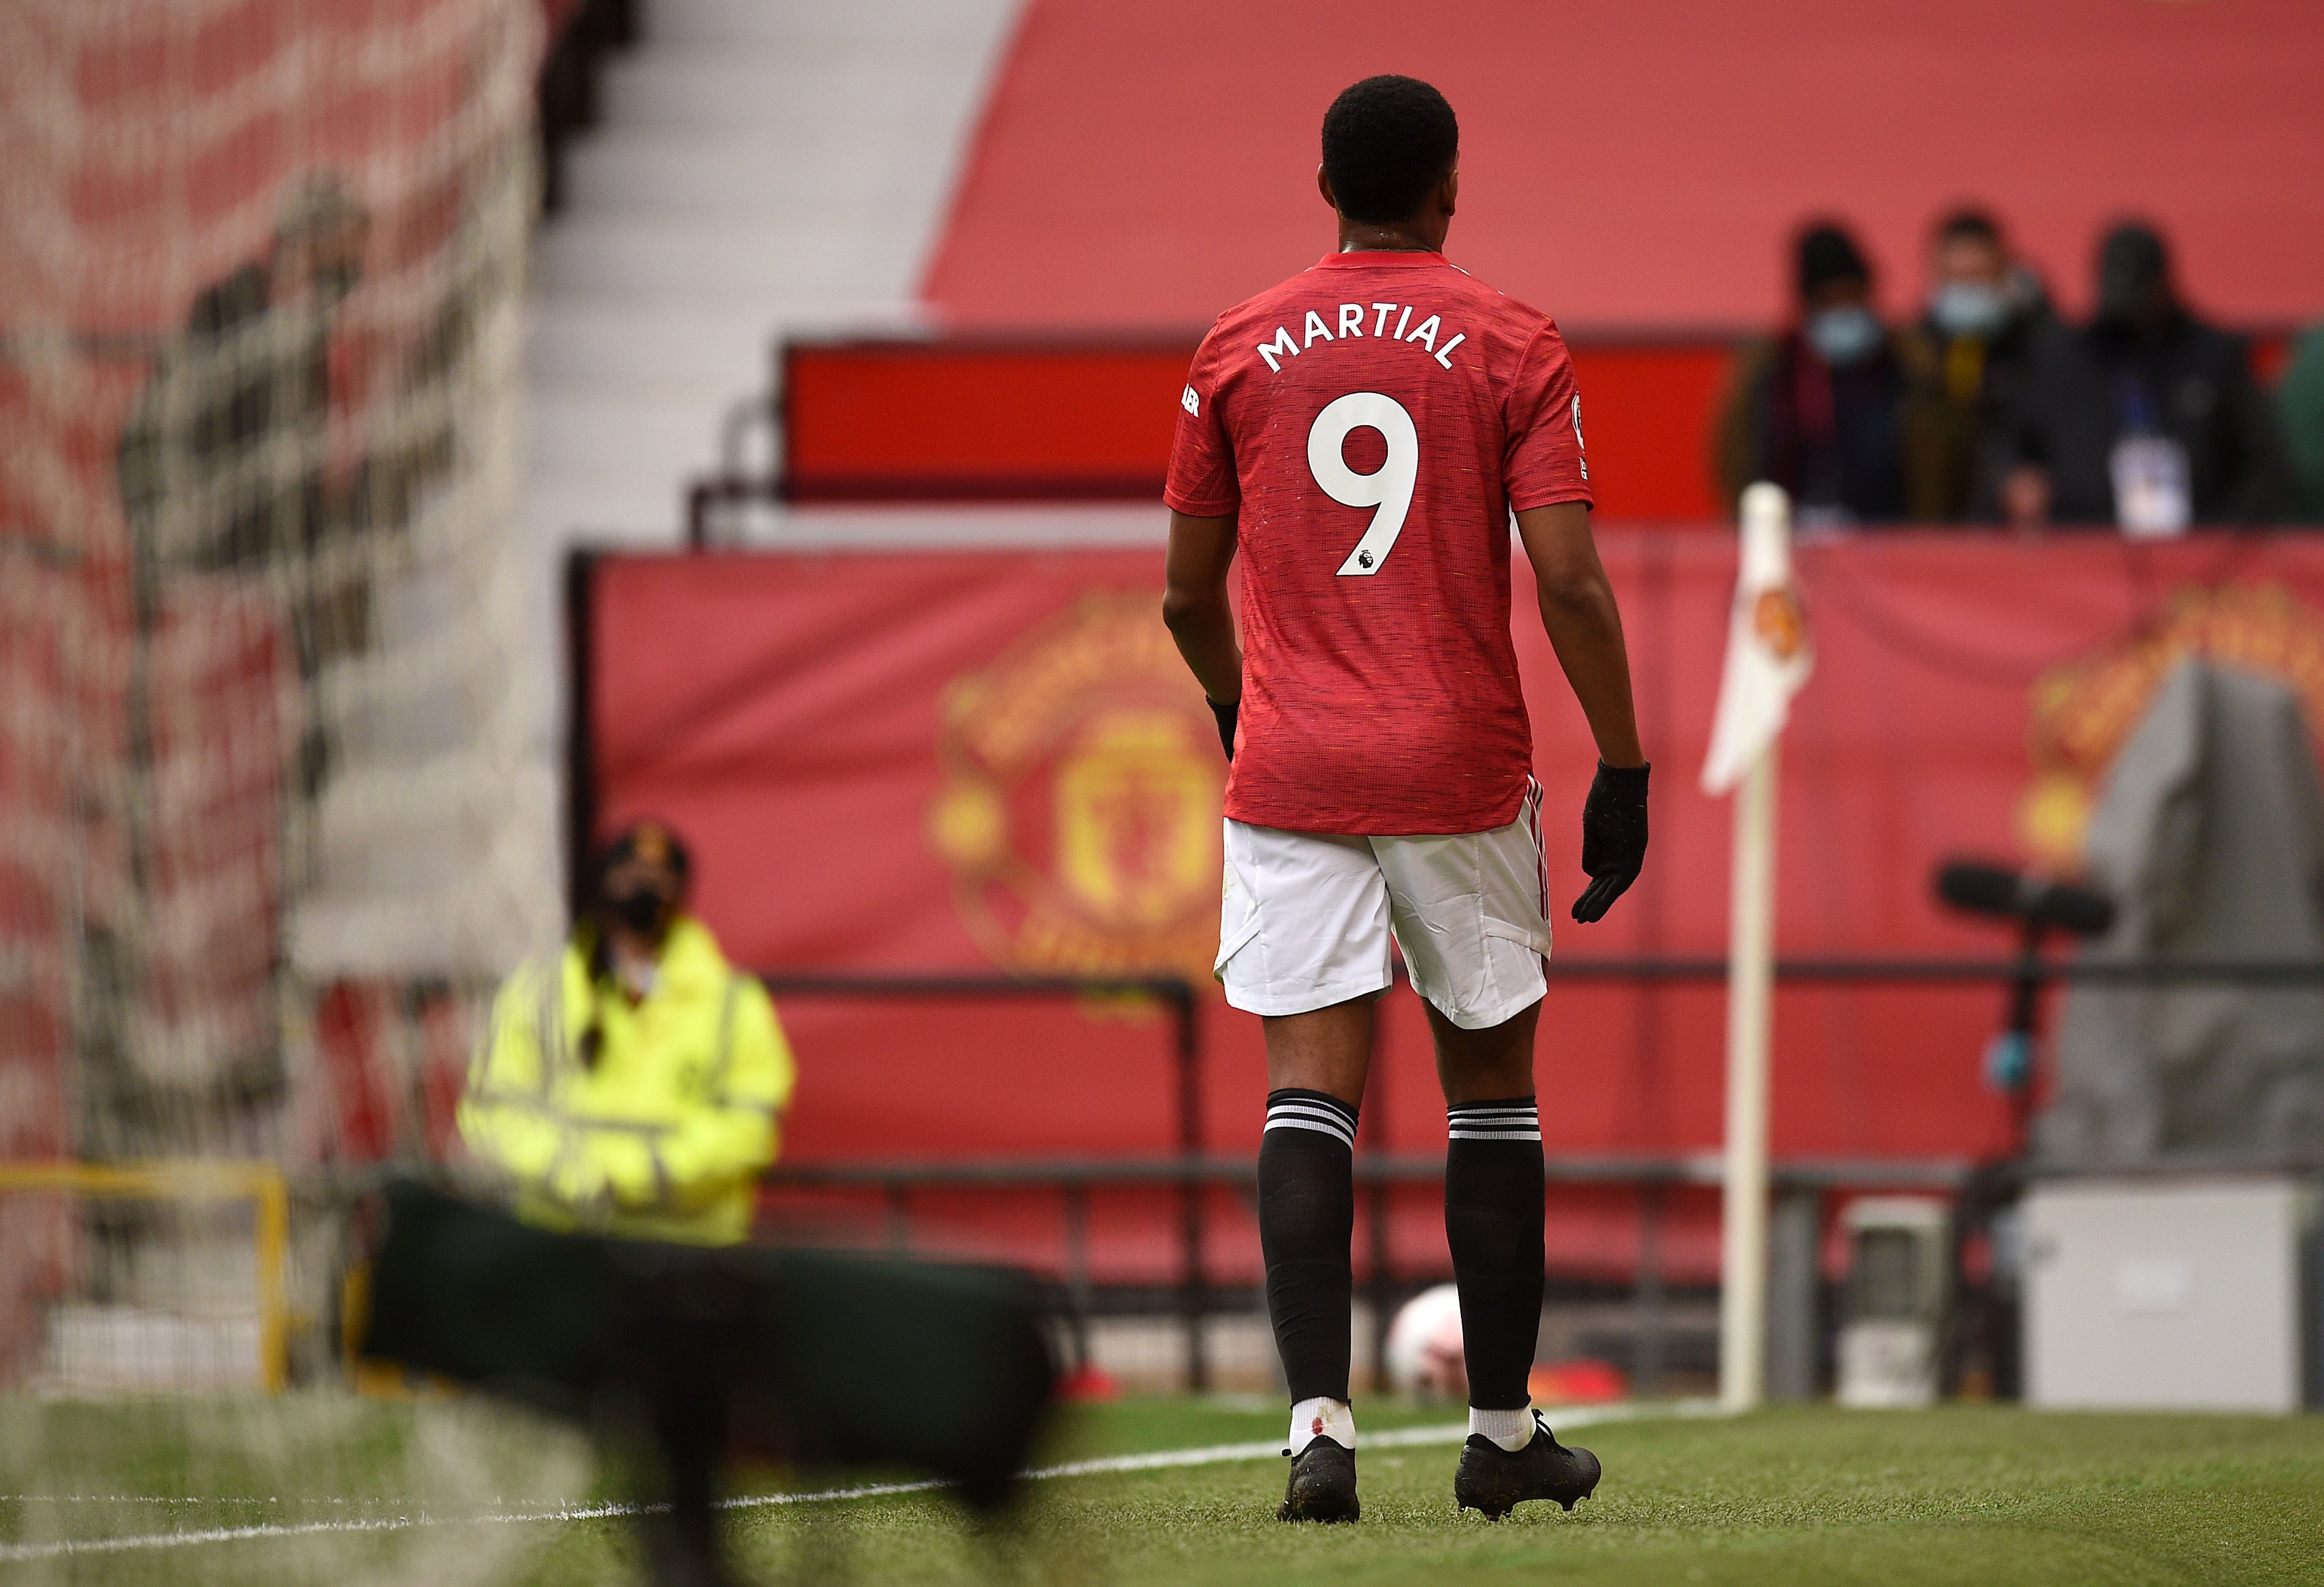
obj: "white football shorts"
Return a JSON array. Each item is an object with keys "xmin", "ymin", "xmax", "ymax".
[{"xmin": 1214, "ymin": 782, "xmax": 1552, "ymax": 1030}]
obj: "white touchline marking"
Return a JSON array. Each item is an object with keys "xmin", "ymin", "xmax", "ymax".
[
  {"xmin": 0, "ymin": 1399, "xmax": 1722, "ymax": 1563},
  {"xmin": 4, "ymin": 1495, "xmax": 384, "ymax": 1504}
]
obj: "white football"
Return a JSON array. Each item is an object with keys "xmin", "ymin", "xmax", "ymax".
[{"xmin": 1383, "ymin": 1282, "xmax": 1466, "ymax": 1399}]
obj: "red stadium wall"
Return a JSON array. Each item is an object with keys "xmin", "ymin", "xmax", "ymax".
[
  {"xmin": 584, "ymin": 533, "xmax": 2324, "ymax": 1281},
  {"xmin": 922, "ymin": 0, "xmax": 2324, "ymax": 331}
]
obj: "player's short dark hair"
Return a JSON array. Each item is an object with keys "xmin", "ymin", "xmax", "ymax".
[
  {"xmin": 1934, "ymin": 206, "xmax": 2002, "ymax": 249},
  {"xmin": 1320, "ymin": 76, "xmax": 1458, "ymax": 226}
]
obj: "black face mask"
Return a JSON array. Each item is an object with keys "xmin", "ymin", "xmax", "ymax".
[{"xmin": 604, "ymin": 887, "xmax": 669, "ymax": 935}]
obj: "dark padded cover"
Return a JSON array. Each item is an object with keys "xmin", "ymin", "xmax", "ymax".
[{"xmin": 362, "ymin": 1180, "xmax": 1055, "ymax": 1501}]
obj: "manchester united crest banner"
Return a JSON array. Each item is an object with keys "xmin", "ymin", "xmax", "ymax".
[
  {"xmin": 588, "ymin": 549, "xmax": 1230, "ymax": 984},
  {"xmin": 584, "ymin": 536, "xmax": 2324, "ymax": 1182}
]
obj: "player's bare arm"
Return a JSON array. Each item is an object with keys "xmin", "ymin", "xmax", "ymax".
[
  {"xmin": 1516, "ymin": 502, "xmax": 1644, "ymax": 769},
  {"xmin": 1519, "ymin": 501, "xmax": 1651, "ymax": 923},
  {"xmin": 1163, "ymin": 509, "xmax": 1243, "ymax": 755}
]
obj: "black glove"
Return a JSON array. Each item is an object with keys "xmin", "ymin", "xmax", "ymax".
[
  {"xmin": 1207, "ymin": 697, "xmax": 1238, "ymax": 761},
  {"xmin": 1573, "ymin": 760, "xmax": 1649, "ymax": 923}
]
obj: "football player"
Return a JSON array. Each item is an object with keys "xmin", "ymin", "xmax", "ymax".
[{"xmin": 1163, "ymin": 74, "xmax": 1647, "ymax": 1523}]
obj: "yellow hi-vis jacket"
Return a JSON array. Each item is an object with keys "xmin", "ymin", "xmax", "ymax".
[{"xmin": 458, "ymin": 916, "xmax": 795, "ymax": 1246}]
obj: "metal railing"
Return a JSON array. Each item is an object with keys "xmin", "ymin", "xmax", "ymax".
[
  {"xmin": 751, "ymin": 972, "xmax": 1212, "ymax": 1381},
  {"xmin": 751, "ymin": 956, "xmax": 2324, "ymax": 1391},
  {"xmin": 1543, "ymin": 956, "xmax": 2324, "ymax": 985},
  {"xmin": 10, "ymin": 960, "xmax": 2310, "ymax": 1395},
  {"xmin": 761, "ymin": 1150, "xmax": 1972, "ymax": 1393}
]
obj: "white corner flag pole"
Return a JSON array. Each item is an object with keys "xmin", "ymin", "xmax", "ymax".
[
  {"xmin": 1718, "ymin": 742, "xmax": 1777, "ymax": 1411},
  {"xmin": 1701, "ymin": 483, "xmax": 1807, "ymax": 1414}
]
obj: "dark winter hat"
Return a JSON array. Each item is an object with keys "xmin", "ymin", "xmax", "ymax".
[
  {"xmin": 2096, "ymin": 221, "xmax": 2170, "ymax": 319},
  {"xmin": 592, "ymin": 820, "xmax": 692, "ymax": 894},
  {"xmin": 1796, "ymin": 223, "xmax": 1871, "ymax": 297}
]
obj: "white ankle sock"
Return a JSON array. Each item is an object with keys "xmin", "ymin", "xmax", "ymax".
[
  {"xmin": 1287, "ymin": 1396, "xmax": 1355, "ymax": 1456},
  {"xmin": 1469, "ymin": 1405, "xmax": 1537, "ymax": 1452}
]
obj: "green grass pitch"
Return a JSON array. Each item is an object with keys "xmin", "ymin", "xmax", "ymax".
[{"xmin": 5, "ymin": 1396, "xmax": 2321, "ymax": 1585}]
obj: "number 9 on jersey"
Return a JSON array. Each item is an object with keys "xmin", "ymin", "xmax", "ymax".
[{"xmin": 1308, "ymin": 391, "xmax": 1417, "ymax": 577}]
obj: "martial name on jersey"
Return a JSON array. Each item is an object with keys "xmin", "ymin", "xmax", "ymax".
[{"xmin": 1249, "ymin": 301, "xmax": 1468, "ymax": 375}]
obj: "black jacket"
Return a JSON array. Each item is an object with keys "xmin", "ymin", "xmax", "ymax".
[
  {"xmin": 1989, "ymin": 308, "xmax": 2287, "ymax": 525},
  {"xmin": 1720, "ymin": 331, "xmax": 1907, "ymax": 523}
]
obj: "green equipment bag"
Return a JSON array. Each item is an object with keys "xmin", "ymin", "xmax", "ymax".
[{"xmin": 361, "ymin": 1179, "xmax": 1056, "ymax": 1506}]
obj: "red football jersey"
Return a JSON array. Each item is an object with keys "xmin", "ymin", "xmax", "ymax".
[{"xmin": 1164, "ymin": 251, "xmax": 1592, "ymax": 835}]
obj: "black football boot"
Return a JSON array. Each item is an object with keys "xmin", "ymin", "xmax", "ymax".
[
  {"xmin": 1277, "ymin": 1436, "xmax": 1360, "ymax": 1523},
  {"xmin": 1452, "ymin": 1412, "xmax": 1601, "ymax": 1520}
]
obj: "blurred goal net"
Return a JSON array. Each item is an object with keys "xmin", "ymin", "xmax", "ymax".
[{"xmin": 1, "ymin": 0, "xmax": 572, "ymax": 1569}]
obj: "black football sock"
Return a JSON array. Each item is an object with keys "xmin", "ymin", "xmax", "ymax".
[
  {"xmin": 1444, "ymin": 1097, "xmax": 1544, "ymax": 1412},
  {"xmin": 1258, "ymin": 1089, "xmax": 1358, "ymax": 1407}
]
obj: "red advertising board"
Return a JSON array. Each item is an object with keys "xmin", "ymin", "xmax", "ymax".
[
  {"xmin": 781, "ymin": 339, "xmax": 1732, "ymax": 519},
  {"xmin": 586, "ymin": 532, "xmax": 2324, "ymax": 1280}
]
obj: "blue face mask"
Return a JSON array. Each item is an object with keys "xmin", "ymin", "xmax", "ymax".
[
  {"xmin": 1805, "ymin": 305, "xmax": 1882, "ymax": 367},
  {"xmin": 1929, "ymin": 281, "xmax": 2010, "ymax": 340}
]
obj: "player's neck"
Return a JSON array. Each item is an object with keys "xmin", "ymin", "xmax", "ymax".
[{"xmin": 1335, "ymin": 217, "xmax": 1444, "ymax": 254}]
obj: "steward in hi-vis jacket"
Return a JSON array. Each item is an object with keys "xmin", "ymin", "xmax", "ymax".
[{"xmin": 459, "ymin": 823, "xmax": 793, "ymax": 1246}]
